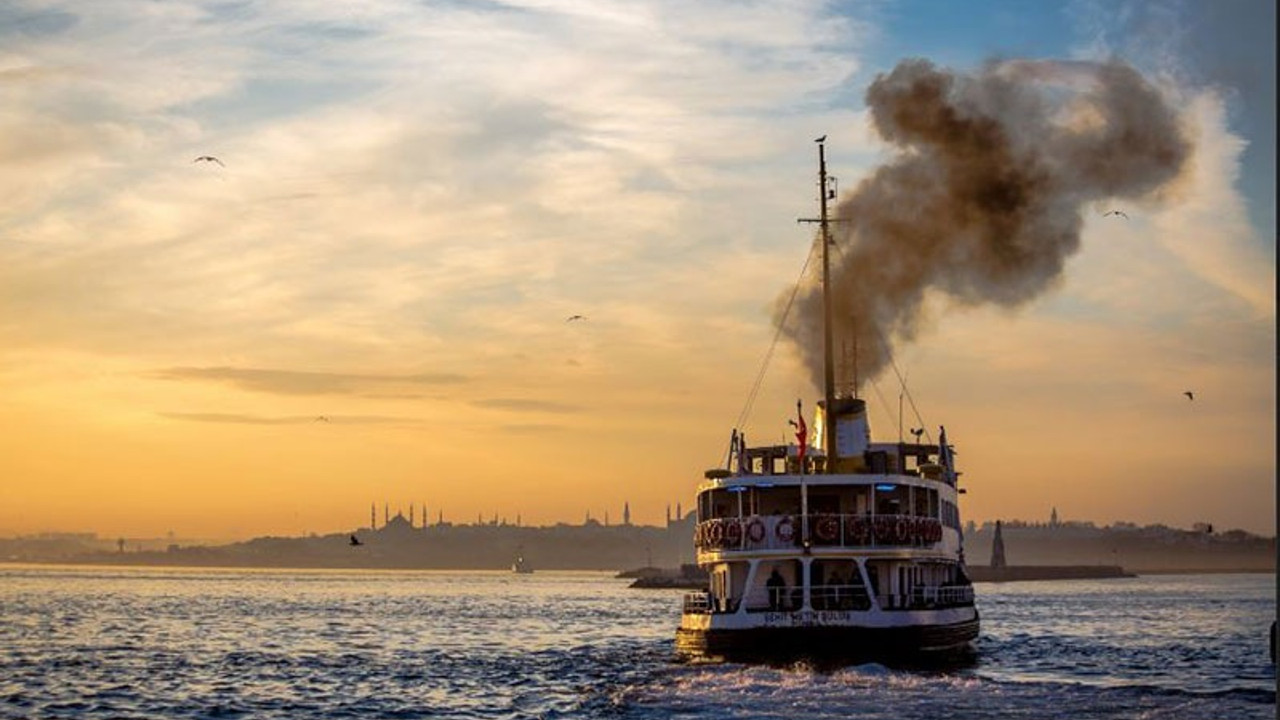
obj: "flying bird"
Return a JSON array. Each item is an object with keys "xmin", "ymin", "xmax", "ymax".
[
  {"xmin": 815, "ymin": 135, "xmax": 827, "ymax": 143},
  {"xmin": 314, "ymin": 415, "xmax": 331, "ymax": 423},
  {"xmin": 349, "ymin": 534, "xmax": 363, "ymax": 546},
  {"xmin": 1183, "ymin": 391, "xmax": 1194, "ymax": 401},
  {"xmin": 566, "ymin": 315, "xmax": 586, "ymax": 322},
  {"xmin": 193, "ymin": 155, "xmax": 225, "ymax": 167},
  {"xmin": 1103, "ymin": 209, "xmax": 1128, "ymax": 219}
]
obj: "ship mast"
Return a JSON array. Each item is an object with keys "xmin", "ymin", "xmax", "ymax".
[{"xmin": 818, "ymin": 139, "xmax": 837, "ymax": 473}]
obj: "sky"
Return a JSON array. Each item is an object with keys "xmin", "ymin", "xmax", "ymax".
[{"xmin": 0, "ymin": 0, "xmax": 1274, "ymax": 541}]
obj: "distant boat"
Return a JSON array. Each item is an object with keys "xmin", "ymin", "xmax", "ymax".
[
  {"xmin": 674, "ymin": 141, "xmax": 979, "ymax": 665},
  {"xmin": 512, "ymin": 551, "xmax": 533, "ymax": 574}
]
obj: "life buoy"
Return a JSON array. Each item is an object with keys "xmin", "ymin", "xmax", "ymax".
[
  {"xmin": 724, "ymin": 519, "xmax": 743, "ymax": 545},
  {"xmin": 815, "ymin": 515, "xmax": 839, "ymax": 543},
  {"xmin": 846, "ymin": 516, "xmax": 869, "ymax": 544},
  {"xmin": 708, "ymin": 520, "xmax": 724, "ymax": 547},
  {"xmin": 775, "ymin": 516, "xmax": 795, "ymax": 544},
  {"xmin": 746, "ymin": 519, "xmax": 766, "ymax": 543},
  {"xmin": 873, "ymin": 516, "xmax": 893, "ymax": 544},
  {"xmin": 894, "ymin": 517, "xmax": 910, "ymax": 544}
]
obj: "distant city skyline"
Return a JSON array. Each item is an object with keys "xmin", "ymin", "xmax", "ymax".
[{"xmin": 0, "ymin": 0, "xmax": 1273, "ymax": 539}]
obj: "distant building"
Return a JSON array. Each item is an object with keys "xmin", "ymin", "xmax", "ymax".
[{"xmin": 991, "ymin": 520, "xmax": 1007, "ymax": 568}]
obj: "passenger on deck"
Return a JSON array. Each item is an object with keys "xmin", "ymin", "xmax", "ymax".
[
  {"xmin": 766, "ymin": 569, "xmax": 786, "ymax": 610},
  {"xmin": 827, "ymin": 571, "xmax": 844, "ymax": 609}
]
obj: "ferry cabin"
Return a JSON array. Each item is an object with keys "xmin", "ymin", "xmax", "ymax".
[{"xmin": 686, "ymin": 437, "xmax": 972, "ymax": 623}]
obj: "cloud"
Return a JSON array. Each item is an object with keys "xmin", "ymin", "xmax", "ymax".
[
  {"xmin": 149, "ymin": 367, "xmax": 467, "ymax": 396},
  {"xmin": 158, "ymin": 412, "xmax": 413, "ymax": 425},
  {"xmin": 471, "ymin": 398, "xmax": 582, "ymax": 414}
]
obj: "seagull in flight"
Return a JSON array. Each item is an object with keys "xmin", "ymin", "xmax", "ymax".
[
  {"xmin": 815, "ymin": 135, "xmax": 826, "ymax": 143},
  {"xmin": 566, "ymin": 315, "xmax": 586, "ymax": 322},
  {"xmin": 1103, "ymin": 209, "xmax": 1128, "ymax": 219},
  {"xmin": 349, "ymin": 534, "xmax": 363, "ymax": 546},
  {"xmin": 193, "ymin": 155, "xmax": 225, "ymax": 167},
  {"xmin": 1183, "ymin": 391, "xmax": 1194, "ymax": 401},
  {"xmin": 314, "ymin": 415, "xmax": 331, "ymax": 423}
]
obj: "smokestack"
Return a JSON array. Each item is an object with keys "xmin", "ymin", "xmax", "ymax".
[{"xmin": 780, "ymin": 58, "xmax": 1191, "ymax": 390}]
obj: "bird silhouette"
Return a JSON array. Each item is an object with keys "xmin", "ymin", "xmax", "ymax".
[
  {"xmin": 815, "ymin": 135, "xmax": 826, "ymax": 143},
  {"xmin": 349, "ymin": 534, "xmax": 363, "ymax": 546},
  {"xmin": 193, "ymin": 155, "xmax": 224, "ymax": 167},
  {"xmin": 1183, "ymin": 391, "xmax": 1194, "ymax": 401},
  {"xmin": 314, "ymin": 415, "xmax": 331, "ymax": 423},
  {"xmin": 566, "ymin": 315, "xmax": 586, "ymax": 322},
  {"xmin": 1103, "ymin": 209, "xmax": 1128, "ymax": 219}
]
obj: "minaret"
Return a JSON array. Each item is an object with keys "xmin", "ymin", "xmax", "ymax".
[
  {"xmin": 1050, "ymin": 507, "xmax": 1059, "ymax": 528},
  {"xmin": 384, "ymin": 503, "xmax": 389, "ymax": 526},
  {"xmin": 676, "ymin": 502, "xmax": 682, "ymax": 520},
  {"xmin": 409, "ymin": 504, "xmax": 415, "ymax": 528},
  {"xmin": 623, "ymin": 501, "xmax": 631, "ymax": 526},
  {"xmin": 370, "ymin": 503, "xmax": 376, "ymax": 531},
  {"xmin": 437, "ymin": 509, "xmax": 443, "ymax": 526},
  {"xmin": 666, "ymin": 504, "xmax": 672, "ymax": 526},
  {"xmin": 990, "ymin": 520, "xmax": 1007, "ymax": 568}
]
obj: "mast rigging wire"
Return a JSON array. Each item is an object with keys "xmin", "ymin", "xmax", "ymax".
[{"xmin": 730, "ymin": 235, "xmax": 820, "ymax": 453}]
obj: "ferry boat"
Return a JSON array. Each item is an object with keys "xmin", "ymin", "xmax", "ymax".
[
  {"xmin": 674, "ymin": 140, "xmax": 979, "ymax": 664},
  {"xmin": 512, "ymin": 549, "xmax": 533, "ymax": 574}
]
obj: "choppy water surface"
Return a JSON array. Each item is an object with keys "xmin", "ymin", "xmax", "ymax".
[{"xmin": 0, "ymin": 566, "xmax": 1273, "ymax": 719}]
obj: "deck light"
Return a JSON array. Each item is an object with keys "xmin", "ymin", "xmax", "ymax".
[{"xmin": 875, "ymin": 484, "xmax": 897, "ymax": 492}]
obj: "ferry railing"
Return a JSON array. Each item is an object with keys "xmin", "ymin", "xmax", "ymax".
[
  {"xmin": 694, "ymin": 513, "xmax": 944, "ymax": 553},
  {"xmin": 810, "ymin": 583, "xmax": 872, "ymax": 611},
  {"xmin": 879, "ymin": 585, "xmax": 975, "ymax": 611},
  {"xmin": 742, "ymin": 585, "xmax": 803, "ymax": 613},
  {"xmin": 682, "ymin": 591, "xmax": 711, "ymax": 614}
]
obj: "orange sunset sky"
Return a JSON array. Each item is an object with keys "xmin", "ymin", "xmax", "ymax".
[{"xmin": 1, "ymin": 1, "xmax": 1274, "ymax": 540}]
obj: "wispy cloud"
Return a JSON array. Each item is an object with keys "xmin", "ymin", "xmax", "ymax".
[
  {"xmin": 158, "ymin": 411, "xmax": 413, "ymax": 425},
  {"xmin": 472, "ymin": 398, "xmax": 582, "ymax": 414},
  {"xmin": 150, "ymin": 367, "xmax": 467, "ymax": 396}
]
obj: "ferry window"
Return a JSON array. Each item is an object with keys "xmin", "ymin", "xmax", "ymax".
[
  {"xmin": 810, "ymin": 493, "xmax": 840, "ymax": 514},
  {"xmin": 848, "ymin": 486, "xmax": 871, "ymax": 515},
  {"xmin": 755, "ymin": 487, "xmax": 801, "ymax": 516},
  {"xmin": 875, "ymin": 485, "xmax": 909, "ymax": 516}
]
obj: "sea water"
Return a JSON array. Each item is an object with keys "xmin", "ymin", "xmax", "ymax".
[{"xmin": 0, "ymin": 566, "xmax": 1273, "ymax": 719}]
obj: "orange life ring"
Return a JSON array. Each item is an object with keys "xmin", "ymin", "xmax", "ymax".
[
  {"xmin": 775, "ymin": 516, "xmax": 795, "ymax": 543},
  {"xmin": 708, "ymin": 520, "xmax": 724, "ymax": 547},
  {"xmin": 815, "ymin": 515, "xmax": 839, "ymax": 543},
  {"xmin": 846, "ymin": 516, "xmax": 870, "ymax": 544},
  {"xmin": 873, "ymin": 516, "xmax": 893, "ymax": 544},
  {"xmin": 724, "ymin": 519, "xmax": 743, "ymax": 545},
  {"xmin": 746, "ymin": 519, "xmax": 766, "ymax": 543}
]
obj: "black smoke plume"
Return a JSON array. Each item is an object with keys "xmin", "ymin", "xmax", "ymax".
[{"xmin": 780, "ymin": 58, "xmax": 1191, "ymax": 390}]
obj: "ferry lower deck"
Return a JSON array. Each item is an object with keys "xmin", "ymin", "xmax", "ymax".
[{"xmin": 676, "ymin": 617, "xmax": 980, "ymax": 664}]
